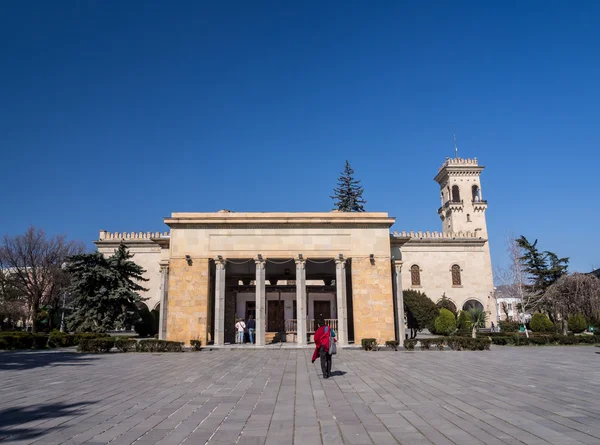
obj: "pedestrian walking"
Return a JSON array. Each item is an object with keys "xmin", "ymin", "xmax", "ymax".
[{"xmin": 312, "ymin": 320, "xmax": 336, "ymax": 379}]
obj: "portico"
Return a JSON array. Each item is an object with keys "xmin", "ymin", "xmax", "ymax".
[
  {"xmin": 212, "ymin": 255, "xmax": 349, "ymax": 346},
  {"xmin": 163, "ymin": 211, "xmax": 396, "ymax": 346}
]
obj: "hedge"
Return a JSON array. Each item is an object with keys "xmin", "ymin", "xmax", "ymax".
[
  {"xmin": 115, "ymin": 338, "xmax": 137, "ymax": 352},
  {"xmin": 136, "ymin": 340, "xmax": 183, "ymax": 352},
  {"xmin": 361, "ymin": 338, "xmax": 378, "ymax": 351},
  {"xmin": 78, "ymin": 339, "xmax": 115, "ymax": 353},
  {"xmin": 385, "ymin": 340, "xmax": 399, "ymax": 351},
  {"xmin": 419, "ymin": 337, "xmax": 446, "ymax": 350},
  {"xmin": 190, "ymin": 339, "xmax": 202, "ymax": 351},
  {"xmin": 498, "ymin": 321, "xmax": 520, "ymax": 332},
  {"xmin": 0, "ymin": 332, "xmax": 47, "ymax": 349},
  {"xmin": 485, "ymin": 333, "xmax": 600, "ymax": 346},
  {"xmin": 447, "ymin": 337, "xmax": 491, "ymax": 351},
  {"xmin": 530, "ymin": 313, "xmax": 554, "ymax": 332},
  {"xmin": 403, "ymin": 339, "xmax": 417, "ymax": 350}
]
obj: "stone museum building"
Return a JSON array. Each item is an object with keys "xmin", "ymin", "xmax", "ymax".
[{"xmin": 95, "ymin": 157, "xmax": 496, "ymax": 346}]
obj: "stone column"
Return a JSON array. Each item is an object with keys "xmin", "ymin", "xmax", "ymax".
[
  {"xmin": 255, "ymin": 258, "xmax": 266, "ymax": 346},
  {"xmin": 295, "ymin": 257, "xmax": 307, "ymax": 345},
  {"xmin": 393, "ymin": 260, "xmax": 406, "ymax": 342},
  {"xmin": 214, "ymin": 257, "xmax": 227, "ymax": 346},
  {"xmin": 158, "ymin": 262, "xmax": 169, "ymax": 340},
  {"xmin": 335, "ymin": 258, "xmax": 348, "ymax": 346}
]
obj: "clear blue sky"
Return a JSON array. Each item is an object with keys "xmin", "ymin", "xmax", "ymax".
[{"xmin": 2, "ymin": 1, "xmax": 599, "ymax": 274}]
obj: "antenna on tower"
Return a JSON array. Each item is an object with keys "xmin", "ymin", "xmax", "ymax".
[{"xmin": 453, "ymin": 125, "xmax": 459, "ymax": 158}]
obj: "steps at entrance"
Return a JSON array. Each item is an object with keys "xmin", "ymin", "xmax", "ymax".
[{"xmin": 265, "ymin": 332, "xmax": 284, "ymax": 344}]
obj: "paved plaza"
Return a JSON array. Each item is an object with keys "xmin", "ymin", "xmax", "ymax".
[{"xmin": 1, "ymin": 347, "xmax": 599, "ymax": 445}]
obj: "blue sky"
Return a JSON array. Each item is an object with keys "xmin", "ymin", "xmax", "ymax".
[{"xmin": 2, "ymin": 1, "xmax": 599, "ymax": 274}]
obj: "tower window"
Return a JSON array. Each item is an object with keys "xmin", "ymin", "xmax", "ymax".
[
  {"xmin": 452, "ymin": 185, "xmax": 461, "ymax": 202},
  {"xmin": 472, "ymin": 185, "xmax": 480, "ymax": 202},
  {"xmin": 411, "ymin": 265, "xmax": 421, "ymax": 286},
  {"xmin": 451, "ymin": 264, "xmax": 462, "ymax": 286},
  {"xmin": 467, "ymin": 214, "xmax": 471, "ymax": 222}
]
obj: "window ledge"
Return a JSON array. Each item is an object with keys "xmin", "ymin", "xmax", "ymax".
[
  {"xmin": 411, "ymin": 285, "xmax": 422, "ymax": 288},
  {"xmin": 452, "ymin": 285, "xmax": 463, "ymax": 288}
]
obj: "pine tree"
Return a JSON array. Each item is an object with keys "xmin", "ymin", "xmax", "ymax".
[
  {"xmin": 66, "ymin": 244, "xmax": 148, "ymax": 333},
  {"xmin": 330, "ymin": 160, "xmax": 367, "ymax": 212},
  {"xmin": 516, "ymin": 235, "xmax": 569, "ymax": 312}
]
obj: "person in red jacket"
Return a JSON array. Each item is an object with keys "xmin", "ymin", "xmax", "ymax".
[{"xmin": 312, "ymin": 319, "xmax": 336, "ymax": 379}]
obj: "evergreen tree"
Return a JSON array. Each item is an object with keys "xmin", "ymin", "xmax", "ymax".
[
  {"xmin": 516, "ymin": 235, "xmax": 569, "ymax": 312},
  {"xmin": 331, "ymin": 160, "xmax": 366, "ymax": 212},
  {"xmin": 66, "ymin": 244, "xmax": 148, "ymax": 333}
]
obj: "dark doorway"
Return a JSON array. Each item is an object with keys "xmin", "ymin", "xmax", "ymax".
[
  {"xmin": 314, "ymin": 300, "xmax": 331, "ymax": 320},
  {"xmin": 246, "ymin": 301, "xmax": 256, "ymax": 320},
  {"xmin": 267, "ymin": 300, "xmax": 284, "ymax": 331}
]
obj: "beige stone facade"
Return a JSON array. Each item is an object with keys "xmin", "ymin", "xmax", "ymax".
[{"xmin": 94, "ymin": 156, "xmax": 497, "ymax": 345}]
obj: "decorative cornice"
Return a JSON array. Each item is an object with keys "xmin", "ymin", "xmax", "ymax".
[{"xmin": 165, "ymin": 223, "xmax": 393, "ymax": 230}]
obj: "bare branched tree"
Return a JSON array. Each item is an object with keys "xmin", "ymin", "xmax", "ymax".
[
  {"xmin": 0, "ymin": 227, "xmax": 84, "ymax": 332},
  {"xmin": 545, "ymin": 273, "xmax": 600, "ymax": 334}
]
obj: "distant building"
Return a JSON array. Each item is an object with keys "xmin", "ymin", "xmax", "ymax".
[
  {"xmin": 590, "ymin": 268, "xmax": 600, "ymax": 279},
  {"xmin": 95, "ymin": 157, "xmax": 497, "ymax": 346}
]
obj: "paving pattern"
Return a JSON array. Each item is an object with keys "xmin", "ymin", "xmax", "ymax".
[{"xmin": 1, "ymin": 346, "xmax": 600, "ymax": 445}]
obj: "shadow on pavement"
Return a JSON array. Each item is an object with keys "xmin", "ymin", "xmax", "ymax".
[
  {"xmin": 0, "ymin": 350, "xmax": 99, "ymax": 371},
  {"xmin": 330, "ymin": 370, "xmax": 346, "ymax": 376},
  {"xmin": 0, "ymin": 401, "xmax": 92, "ymax": 442}
]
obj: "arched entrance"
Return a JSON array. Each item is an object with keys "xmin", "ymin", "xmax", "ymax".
[{"xmin": 462, "ymin": 299, "xmax": 484, "ymax": 311}]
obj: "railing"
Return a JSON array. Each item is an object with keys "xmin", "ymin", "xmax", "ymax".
[{"xmin": 285, "ymin": 319, "xmax": 338, "ymax": 333}]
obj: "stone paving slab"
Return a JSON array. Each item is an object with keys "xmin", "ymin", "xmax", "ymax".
[{"xmin": 1, "ymin": 346, "xmax": 600, "ymax": 444}]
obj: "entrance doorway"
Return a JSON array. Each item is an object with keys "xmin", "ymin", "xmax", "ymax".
[
  {"xmin": 314, "ymin": 300, "xmax": 331, "ymax": 320},
  {"xmin": 245, "ymin": 301, "xmax": 256, "ymax": 320},
  {"xmin": 268, "ymin": 300, "xmax": 284, "ymax": 332}
]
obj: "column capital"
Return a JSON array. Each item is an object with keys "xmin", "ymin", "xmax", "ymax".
[
  {"xmin": 294, "ymin": 258, "xmax": 306, "ymax": 269},
  {"xmin": 159, "ymin": 260, "xmax": 170, "ymax": 271},
  {"xmin": 255, "ymin": 258, "xmax": 265, "ymax": 269},
  {"xmin": 214, "ymin": 257, "xmax": 227, "ymax": 269},
  {"xmin": 393, "ymin": 260, "xmax": 404, "ymax": 272},
  {"xmin": 335, "ymin": 258, "xmax": 347, "ymax": 269}
]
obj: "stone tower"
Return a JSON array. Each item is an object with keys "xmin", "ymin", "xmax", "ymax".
[{"xmin": 434, "ymin": 157, "xmax": 488, "ymax": 236}]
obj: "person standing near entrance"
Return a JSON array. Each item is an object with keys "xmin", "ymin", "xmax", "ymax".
[
  {"xmin": 235, "ymin": 318, "xmax": 246, "ymax": 344},
  {"xmin": 312, "ymin": 320, "xmax": 336, "ymax": 379},
  {"xmin": 247, "ymin": 315, "xmax": 255, "ymax": 344}
]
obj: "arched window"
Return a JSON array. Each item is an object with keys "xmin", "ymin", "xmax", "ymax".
[
  {"xmin": 451, "ymin": 264, "xmax": 462, "ymax": 286},
  {"xmin": 411, "ymin": 265, "xmax": 421, "ymax": 286},
  {"xmin": 467, "ymin": 214, "xmax": 471, "ymax": 222},
  {"xmin": 463, "ymin": 299, "xmax": 483, "ymax": 311},
  {"xmin": 472, "ymin": 185, "xmax": 480, "ymax": 202},
  {"xmin": 452, "ymin": 185, "xmax": 461, "ymax": 202}
]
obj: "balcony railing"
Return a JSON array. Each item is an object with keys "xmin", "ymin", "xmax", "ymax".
[{"xmin": 284, "ymin": 319, "xmax": 338, "ymax": 333}]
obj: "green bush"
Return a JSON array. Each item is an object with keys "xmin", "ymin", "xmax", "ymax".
[
  {"xmin": 490, "ymin": 336, "xmax": 509, "ymax": 345},
  {"xmin": 73, "ymin": 332, "xmax": 110, "ymax": 345},
  {"xmin": 78, "ymin": 339, "xmax": 115, "ymax": 353},
  {"xmin": 32, "ymin": 334, "xmax": 48, "ymax": 349},
  {"xmin": 385, "ymin": 340, "xmax": 399, "ymax": 351},
  {"xmin": 568, "ymin": 313, "xmax": 587, "ymax": 333},
  {"xmin": 136, "ymin": 340, "xmax": 183, "ymax": 352},
  {"xmin": 48, "ymin": 330, "xmax": 76, "ymax": 348},
  {"xmin": 361, "ymin": 338, "xmax": 377, "ymax": 351},
  {"xmin": 403, "ymin": 290, "xmax": 440, "ymax": 332},
  {"xmin": 447, "ymin": 337, "xmax": 491, "ymax": 351},
  {"xmin": 403, "ymin": 339, "xmax": 417, "ymax": 350},
  {"xmin": 0, "ymin": 333, "xmax": 34, "ymax": 349},
  {"xmin": 434, "ymin": 309, "xmax": 456, "ymax": 336},
  {"xmin": 456, "ymin": 311, "xmax": 471, "ymax": 336},
  {"xmin": 530, "ymin": 313, "xmax": 554, "ymax": 332},
  {"xmin": 114, "ymin": 338, "xmax": 137, "ymax": 352},
  {"xmin": 498, "ymin": 321, "xmax": 520, "ymax": 332},
  {"xmin": 0, "ymin": 338, "xmax": 8, "ymax": 349},
  {"xmin": 436, "ymin": 296, "xmax": 458, "ymax": 316},
  {"xmin": 190, "ymin": 339, "xmax": 202, "ymax": 351},
  {"xmin": 419, "ymin": 337, "xmax": 446, "ymax": 350}
]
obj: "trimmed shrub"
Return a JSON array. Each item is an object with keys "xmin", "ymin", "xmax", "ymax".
[
  {"xmin": 420, "ymin": 337, "xmax": 446, "ymax": 350},
  {"xmin": 436, "ymin": 296, "xmax": 458, "ymax": 316},
  {"xmin": 385, "ymin": 340, "xmax": 399, "ymax": 351},
  {"xmin": 190, "ymin": 340, "xmax": 202, "ymax": 351},
  {"xmin": 73, "ymin": 332, "xmax": 110, "ymax": 346},
  {"xmin": 403, "ymin": 339, "xmax": 417, "ymax": 351},
  {"xmin": 568, "ymin": 314, "xmax": 587, "ymax": 334},
  {"xmin": 530, "ymin": 313, "xmax": 554, "ymax": 332},
  {"xmin": 403, "ymin": 290, "xmax": 440, "ymax": 332},
  {"xmin": 447, "ymin": 337, "xmax": 491, "ymax": 351},
  {"xmin": 498, "ymin": 321, "xmax": 520, "ymax": 332},
  {"xmin": 0, "ymin": 333, "xmax": 34, "ymax": 349},
  {"xmin": 456, "ymin": 311, "xmax": 471, "ymax": 336},
  {"xmin": 434, "ymin": 309, "xmax": 456, "ymax": 336},
  {"xmin": 78, "ymin": 339, "xmax": 115, "ymax": 353},
  {"xmin": 361, "ymin": 338, "xmax": 377, "ymax": 351},
  {"xmin": 490, "ymin": 336, "xmax": 509, "ymax": 345},
  {"xmin": 114, "ymin": 338, "xmax": 137, "ymax": 352},
  {"xmin": 0, "ymin": 338, "xmax": 7, "ymax": 349},
  {"xmin": 136, "ymin": 340, "xmax": 183, "ymax": 352},
  {"xmin": 32, "ymin": 334, "xmax": 48, "ymax": 349},
  {"xmin": 48, "ymin": 330, "xmax": 75, "ymax": 348}
]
